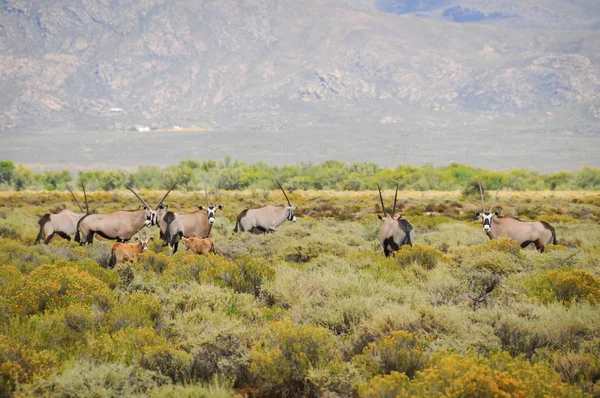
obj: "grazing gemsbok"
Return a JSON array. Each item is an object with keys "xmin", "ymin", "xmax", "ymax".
[
  {"xmin": 377, "ymin": 184, "xmax": 414, "ymax": 257},
  {"xmin": 234, "ymin": 180, "xmax": 296, "ymax": 233},
  {"xmin": 181, "ymin": 236, "xmax": 215, "ymax": 256},
  {"xmin": 108, "ymin": 233, "xmax": 152, "ymax": 268},
  {"xmin": 35, "ymin": 183, "xmax": 89, "ymax": 244},
  {"xmin": 475, "ymin": 183, "xmax": 556, "ymax": 252},
  {"xmin": 76, "ymin": 182, "xmax": 175, "ymax": 245}
]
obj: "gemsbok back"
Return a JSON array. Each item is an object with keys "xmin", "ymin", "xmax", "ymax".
[
  {"xmin": 377, "ymin": 184, "xmax": 414, "ymax": 257},
  {"xmin": 76, "ymin": 181, "xmax": 176, "ymax": 245},
  {"xmin": 35, "ymin": 183, "xmax": 89, "ymax": 244},
  {"xmin": 234, "ymin": 180, "xmax": 296, "ymax": 233},
  {"xmin": 476, "ymin": 183, "xmax": 556, "ymax": 252}
]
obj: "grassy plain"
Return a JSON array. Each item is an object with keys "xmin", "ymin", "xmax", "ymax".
[{"xmin": 0, "ymin": 189, "xmax": 599, "ymax": 397}]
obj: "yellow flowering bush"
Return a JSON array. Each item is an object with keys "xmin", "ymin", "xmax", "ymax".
[
  {"xmin": 249, "ymin": 319, "xmax": 346, "ymax": 395},
  {"xmin": 0, "ymin": 337, "xmax": 56, "ymax": 396},
  {"xmin": 525, "ymin": 269, "xmax": 600, "ymax": 306},
  {"xmin": 394, "ymin": 245, "xmax": 450, "ymax": 270},
  {"xmin": 472, "ymin": 238, "xmax": 522, "ymax": 257},
  {"xmin": 108, "ymin": 292, "xmax": 162, "ymax": 331},
  {"xmin": 201, "ymin": 255, "xmax": 275, "ymax": 297},
  {"xmin": 10, "ymin": 265, "xmax": 116, "ymax": 317},
  {"xmin": 352, "ymin": 331, "xmax": 429, "ymax": 379},
  {"xmin": 359, "ymin": 351, "xmax": 588, "ymax": 397},
  {"xmin": 88, "ymin": 326, "xmax": 166, "ymax": 364}
]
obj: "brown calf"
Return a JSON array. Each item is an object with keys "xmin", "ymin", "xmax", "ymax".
[
  {"xmin": 108, "ymin": 236, "xmax": 152, "ymax": 268},
  {"xmin": 181, "ymin": 237, "xmax": 214, "ymax": 256}
]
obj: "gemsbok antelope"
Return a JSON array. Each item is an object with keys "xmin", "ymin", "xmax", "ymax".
[
  {"xmin": 475, "ymin": 183, "xmax": 556, "ymax": 252},
  {"xmin": 35, "ymin": 183, "xmax": 89, "ymax": 244},
  {"xmin": 108, "ymin": 233, "xmax": 152, "ymax": 268},
  {"xmin": 181, "ymin": 236, "xmax": 215, "ymax": 256},
  {"xmin": 377, "ymin": 184, "xmax": 414, "ymax": 257},
  {"xmin": 170, "ymin": 181, "xmax": 224, "ymax": 239},
  {"xmin": 76, "ymin": 180, "xmax": 177, "ymax": 245},
  {"xmin": 234, "ymin": 180, "xmax": 296, "ymax": 233}
]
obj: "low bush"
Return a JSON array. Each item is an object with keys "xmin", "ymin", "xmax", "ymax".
[
  {"xmin": 139, "ymin": 345, "xmax": 192, "ymax": 384},
  {"xmin": 10, "ymin": 265, "xmax": 116, "ymax": 317},
  {"xmin": 15, "ymin": 361, "xmax": 171, "ymax": 398},
  {"xmin": 109, "ymin": 292, "xmax": 162, "ymax": 331},
  {"xmin": 352, "ymin": 330, "xmax": 430, "ymax": 379},
  {"xmin": 88, "ymin": 326, "xmax": 166, "ymax": 365},
  {"xmin": 394, "ymin": 244, "xmax": 450, "ymax": 270},
  {"xmin": 359, "ymin": 351, "xmax": 587, "ymax": 397},
  {"xmin": 202, "ymin": 255, "xmax": 275, "ymax": 297},
  {"xmin": 249, "ymin": 319, "xmax": 354, "ymax": 396},
  {"xmin": 525, "ymin": 269, "xmax": 600, "ymax": 306}
]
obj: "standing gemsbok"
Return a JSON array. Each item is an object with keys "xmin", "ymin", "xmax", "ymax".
[
  {"xmin": 377, "ymin": 184, "xmax": 414, "ymax": 257},
  {"xmin": 234, "ymin": 180, "xmax": 296, "ymax": 233},
  {"xmin": 76, "ymin": 181, "xmax": 177, "ymax": 245},
  {"xmin": 35, "ymin": 183, "xmax": 89, "ymax": 244},
  {"xmin": 475, "ymin": 183, "xmax": 556, "ymax": 252}
]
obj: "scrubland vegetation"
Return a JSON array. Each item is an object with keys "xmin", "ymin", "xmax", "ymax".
[
  {"xmin": 0, "ymin": 187, "xmax": 599, "ymax": 397},
  {"xmin": 1, "ymin": 159, "xmax": 600, "ymax": 191}
]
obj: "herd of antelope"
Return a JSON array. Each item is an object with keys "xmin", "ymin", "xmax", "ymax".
[{"xmin": 35, "ymin": 179, "xmax": 557, "ymax": 267}]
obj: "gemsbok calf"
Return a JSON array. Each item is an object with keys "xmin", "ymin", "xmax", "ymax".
[
  {"xmin": 234, "ymin": 180, "xmax": 296, "ymax": 233},
  {"xmin": 377, "ymin": 184, "xmax": 414, "ymax": 257},
  {"xmin": 108, "ymin": 234, "xmax": 152, "ymax": 268},
  {"xmin": 476, "ymin": 183, "xmax": 556, "ymax": 252},
  {"xmin": 35, "ymin": 183, "xmax": 89, "ymax": 244},
  {"xmin": 181, "ymin": 236, "xmax": 214, "ymax": 256}
]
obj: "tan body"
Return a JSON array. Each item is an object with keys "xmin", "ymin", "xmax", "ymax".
[
  {"xmin": 108, "ymin": 237, "xmax": 150, "ymax": 268},
  {"xmin": 234, "ymin": 205, "xmax": 296, "ymax": 233},
  {"xmin": 379, "ymin": 216, "xmax": 414, "ymax": 257},
  {"xmin": 181, "ymin": 237, "xmax": 214, "ymax": 256},
  {"xmin": 179, "ymin": 210, "xmax": 214, "ymax": 238},
  {"xmin": 77, "ymin": 209, "xmax": 153, "ymax": 244},
  {"xmin": 486, "ymin": 216, "xmax": 555, "ymax": 252},
  {"xmin": 35, "ymin": 209, "xmax": 85, "ymax": 244}
]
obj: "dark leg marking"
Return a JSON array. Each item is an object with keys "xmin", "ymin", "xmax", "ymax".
[
  {"xmin": 56, "ymin": 232, "xmax": 70, "ymax": 240},
  {"xmin": 520, "ymin": 241, "xmax": 534, "ymax": 249},
  {"xmin": 44, "ymin": 232, "xmax": 55, "ymax": 244}
]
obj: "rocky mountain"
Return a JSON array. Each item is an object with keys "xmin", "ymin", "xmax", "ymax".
[{"xmin": 0, "ymin": 0, "xmax": 599, "ymax": 170}]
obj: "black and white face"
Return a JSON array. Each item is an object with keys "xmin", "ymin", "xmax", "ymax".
[
  {"xmin": 476, "ymin": 212, "xmax": 499, "ymax": 232},
  {"xmin": 199, "ymin": 205, "xmax": 223, "ymax": 225},
  {"xmin": 286, "ymin": 206, "xmax": 297, "ymax": 222},
  {"xmin": 143, "ymin": 207, "xmax": 157, "ymax": 227}
]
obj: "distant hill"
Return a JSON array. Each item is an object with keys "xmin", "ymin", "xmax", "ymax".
[{"xmin": 0, "ymin": 0, "xmax": 599, "ymax": 171}]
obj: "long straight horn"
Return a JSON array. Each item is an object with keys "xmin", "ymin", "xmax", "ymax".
[
  {"xmin": 124, "ymin": 182, "xmax": 151, "ymax": 209},
  {"xmin": 392, "ymin": 183, "xmax": 399, "ymax": 218},
  {"xmin": 214, "ymin": 178, "xmax": 219, "ymax": 206},
  {"xmin": 80, "ymin": 181, "xmax": 89, "ymax": 214},
  {"xmin": 65, "ymin": 183, "xmax": 84, "ymax": 213},
  {"xmin": 203, "ymin": 176, "xmax": 209, "ymax": 208},
  {"xmin": 489, "ymin": 186, "xmax": 501, "ymax": 213},
  {"xmin": 156, "ymin": 176, "xmax": 181, "ymax": 209},
  {"xmin": 377, "ymin": 184, "xmax": 387, "ymax": 217},
  {"xmin": 478, "ymin": 182, "xmax": 486, "ymax": 213},
  {"xmin": 276, "ymin": 179, "xmax": 291, "ymax": 207}
]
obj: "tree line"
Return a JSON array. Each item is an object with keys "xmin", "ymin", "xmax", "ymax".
[{"xmin": 0, "ymin": 158, "xmax": 599, "ymax": 191}]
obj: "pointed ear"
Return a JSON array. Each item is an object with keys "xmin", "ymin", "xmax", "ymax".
[
  {"xmin": 293, "ymin": 206, "xmax": 297, "ymax": 211},
  {"xmin": 134, "ymin": 236, "xmax": 139, "ymax": 241},
  {"xmin": 197, "ymin": 206, "xmax": 204, "ymax": 210},
  {"xmin": 475, "ymin": 212, "xmax": 481, "ymax": 217},
  {"xmin": 495, "ymin": 211, "xmax": 500, "ymax": 216},
  {"xmin": 378, "ymin": 215, "xmax": 384, "ymax": 221},
  {"xmin": 149, "ymin": 236, "xmax": 154, "ymax": 241},
  {"xmin": 217, "ymin": 205, "xmax": 224, "ymax": 210}
]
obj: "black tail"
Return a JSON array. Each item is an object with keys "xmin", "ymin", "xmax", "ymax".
[
  {"xmin": 35, "ymin": 214, "xmax": 51, "ymax": 245},
  {"xmin": 108, "ymin": 249, "xmax": 116, "ymax": 268},
  {"xmin": 398, "ymin": 219, "xmax": 413, "ymax": 247},
  {"xmin": 74, "ymin": 229, "xmax": 81, "ymax": 243},
  {"xmin": 234, "ymin": 209, "xmax": 249, "ymax": 233},
  {"xmin": 75, "ymin": 214, "xmax": 89, "ymax": 244},
  {"xmin": 540, "ymin": 221, "xmax": 557, "ymax": 245}
]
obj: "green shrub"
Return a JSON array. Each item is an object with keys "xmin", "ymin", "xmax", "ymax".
[
  {"xmin": 109, "ymin": 292, "xmax": 162, "ymax": 331},
  {"xmin": 15, "ymin": 361, "xmax": 170, "ymax": 398},
  {"xmin": 280, "ymin": 237, "xmax": 350, "ymax": 264},
  {"xmin": 472, "ymin": 237, "xmax": 522, "ymax": 256},
  {"xmin": 139, "ymin": 345, "xmax": 192, "ymax": 384},
  {"xmin": 88, "ymin": 326, "xmax": 166, "ymax": 364},
  {"xmin": 249, "ymin": 319, "xmax": 350, "ymax": 396},
  {"xmin": 394, "ymin": 244, "xmax": 451, "ymax": 270},
  {"xmin": 352, "ymin": 330, "xmax": 430, "ymax": 379},
  {"xmin": 201, "ymin": 255, "xmax": 275, "ymax": 297},
  {"xmin": 359, "ymin": 351, "xmax": 587, "ymax": 397}
]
